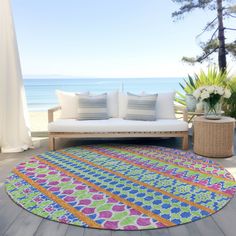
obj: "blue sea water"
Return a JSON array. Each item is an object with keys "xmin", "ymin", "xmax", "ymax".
[{"xmin": 23, "ymin": 78, "xmax": 184, "ymax": 111}]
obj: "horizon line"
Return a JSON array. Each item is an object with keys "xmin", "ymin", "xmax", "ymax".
[{"xmin": 23, "ymin": 76, "xmax": 185, "ymax": 79}]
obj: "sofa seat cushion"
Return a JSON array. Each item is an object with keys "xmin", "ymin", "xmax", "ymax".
[{"xmin": 48, "ymin": 118, "xmax": 188, "ymax": 133}]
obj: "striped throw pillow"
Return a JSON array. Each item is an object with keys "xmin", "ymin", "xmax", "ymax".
[
  {"xmin": 77, "ymin": 94, "xmax": 109, "ymax": 120},
  {"xmin": 125, "ymin": 92, "xmax": 158, "ymax": 121}
]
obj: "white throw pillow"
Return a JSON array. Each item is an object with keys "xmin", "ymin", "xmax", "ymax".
[
  {"xmin": 90, "ymin": 91, "xmax": 119, "ymax": 118},
  {"xmin": 56, "ymin": 90, "xmax": 88, "ymax": 119},
  {"xmin": 156, "ymin": 91, "xmax": 176, "ymax": 119},
  {"xmin": 118, "ymin": 92, "xmax": 128, "ymax": 118},
  {"xmin": 107, "ymin": 90, "xmax": 119, "ymax": 118}
]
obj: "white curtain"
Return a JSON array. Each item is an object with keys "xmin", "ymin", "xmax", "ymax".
[{"xmin": 0, "ymin": 0, "xmax": 32, "ymax": 153}]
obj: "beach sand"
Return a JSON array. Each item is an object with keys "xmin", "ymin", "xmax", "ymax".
[{"xmin": 29, "ymin": 111, "xmax": 60, "ymax": 132}]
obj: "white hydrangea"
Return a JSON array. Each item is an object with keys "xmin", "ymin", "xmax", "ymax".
[
  {"xmin": 193, "ymin": 85, "xmax": 231, "ymax": 101},
  {"xmin": 208, "ymin": 86, "xmax": 215, "ymax": 94},
  {"xmin": 201, "ymin": 91, "xmax": 210, "ymax": 100},
  {"xmin": 216, "ymin": 86, "xmax": 224, "ymax": 95},
  {"xmin": 224, "ymin": 88, "xmax": 231, "ymax": 98},
  {"xmin": 193, "ymin": 89, "xmax": 201, "ymax": 100}
]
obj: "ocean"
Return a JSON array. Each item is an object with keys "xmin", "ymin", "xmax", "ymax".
[{"xmin": 23, "ymin": 78, "xmax": 184, "ymax": 111}]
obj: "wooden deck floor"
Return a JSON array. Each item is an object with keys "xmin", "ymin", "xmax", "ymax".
[{"xmin": 0, "ymin": 135, "xmax": 236, "ymax": 236}]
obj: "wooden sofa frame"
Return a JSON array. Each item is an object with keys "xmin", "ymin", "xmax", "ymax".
[{"xmin": 48, "ymin": 106, "xmax": 189, "ymax": 151}]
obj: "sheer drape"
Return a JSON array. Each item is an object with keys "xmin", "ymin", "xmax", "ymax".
[{"xmin": 0, "ymin": 0, "xmax": 32, "ymax": 153}]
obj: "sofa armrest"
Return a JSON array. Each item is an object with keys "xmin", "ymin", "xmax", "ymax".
[
  {"xmin": 174, "ymin": 105, "xmax": 188, "ymax": 122},
  {"xmin": 48, "ymin": 106, "xmax": 61, "ymax": 123}
]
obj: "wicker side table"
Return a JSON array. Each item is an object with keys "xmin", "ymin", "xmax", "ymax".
[{"xmin": 193, "ymin": 116, "xmax": 235, "ymax": 158}]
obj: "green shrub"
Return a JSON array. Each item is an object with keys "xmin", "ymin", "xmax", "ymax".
[
  {"xmin": 224, "ymin": 76, "xmax": 236, "ymax": 118},
  {"xmin": 195, "ymin": 68, "xmax": 228, "ymax": 87}
]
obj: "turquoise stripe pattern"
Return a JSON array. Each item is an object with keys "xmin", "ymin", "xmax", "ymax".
[
  {"xmin": 78, "ymin": 93, "xmax": 109, "ymax": 120},
  {"xmin": 125, "ymin": 93, "xmax": 157, "ymax": 121}
]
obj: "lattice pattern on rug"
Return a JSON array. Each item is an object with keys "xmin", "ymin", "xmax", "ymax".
[{"xmin": 5, "ymin": 144, "xmax": 236, "ymax": 230}]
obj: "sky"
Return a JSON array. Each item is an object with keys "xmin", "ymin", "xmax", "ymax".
[{"xmin": 11, "ymin": 0, "xmax": 236, "ymax": 78}]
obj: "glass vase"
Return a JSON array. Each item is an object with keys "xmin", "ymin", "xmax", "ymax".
[{"xmin": 204, "ymin": 101, "xmax": 222, "ymax": 120}]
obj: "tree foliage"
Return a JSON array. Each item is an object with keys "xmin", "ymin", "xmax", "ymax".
[{"xmin": 172, "ymin": 0, "xmax": 236, "ymax": 71}]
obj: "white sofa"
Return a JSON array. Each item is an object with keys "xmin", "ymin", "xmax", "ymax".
[{"xmin": 48, "ymin": 91, "xmax": 189, "ymax": 151}]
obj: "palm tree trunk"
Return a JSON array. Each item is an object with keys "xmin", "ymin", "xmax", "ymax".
[{"xmin": 217, "ymin": 0, "xmax": 227, "ymax": 72}]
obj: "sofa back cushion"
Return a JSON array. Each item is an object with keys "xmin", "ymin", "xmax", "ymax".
[
  {"xmin": 56, "ymin": 90, "xmax": 88, "ymax": 119},
  {"xmin": 77, "ymin": 93, "xmax": 109, "ymax": 120},
  {"xmin": 124, "ymin": 92, "xmax": 157, "ymax": 121},
  {"xmin": 118, "ymin": 92, "xmax": 128, "ymax": 118},
  {"xmin": 107, "ymin": 90, "xmax": 119, "ymax": 118},
  {"xmin": 156, "ymin": 91, "xmax": 176, "ymax": 119}
]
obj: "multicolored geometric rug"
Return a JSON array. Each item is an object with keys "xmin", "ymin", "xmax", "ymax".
[{"xmin": 5, "ymin": 144, "xmax": 236, "ymax": 230}]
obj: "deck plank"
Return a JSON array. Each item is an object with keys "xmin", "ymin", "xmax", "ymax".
[
  {"xmin": 168, "ymin": 223, "xmax": 201, "ymax": 236},
  {"xmin": 111, "ymin": 230, "xmax": 142, "ymax": 236},
  {"xmin": 84, "ymin": 228, "xmax": 112, "ymax": 236},
  {"xmin": 65, "ymin": 225, "xmax": 85, "ymax": 236},
  {"xmin": 3, "ymin": 210, "xmax": 42, "ymax": 236},
  {"xmin": 141, "ymin": 228, "xmax": 170, "ymax": 236},
  {"xmin": 0, "ymin": 185, "xmax": 9, "ymax": 203},
  {"xmin": 211, "ymin": 202, "xmax": 236, "ymax": 236},
  {"xmin": 194, "ymin": 216, "xmax": 224, "ymax": 236},
  {"xmin": 0, "ymin": 204, "xmax": 22, "ymax": 235},
  {"xmin": 227, "ymin": 195, "xmax": 236, "ymax": 210},
  {"xmin": 34, "ymin": 219, "xmax": 68, "ymax": 236},
  {"xmin": 0, "ymin": 187, "xmax": 23, "ymax": 235}
]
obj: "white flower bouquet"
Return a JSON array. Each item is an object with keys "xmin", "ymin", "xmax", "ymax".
[
  {"xmin": 193, "ymin": 85, "xmax": 231, "ymax": 101},
  {"xmin": 193, "ymin": 85, "xmax": 231, "ymax": 119}
]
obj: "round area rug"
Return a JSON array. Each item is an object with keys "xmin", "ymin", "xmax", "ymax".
[{"xmin": 5, "ymin": 144, "xmax": 236, "ymax": 230}]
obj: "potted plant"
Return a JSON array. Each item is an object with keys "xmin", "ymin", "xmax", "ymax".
[{"xmin": 178, "ymin": 75, "xmax": 198, "ymax": 112}]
